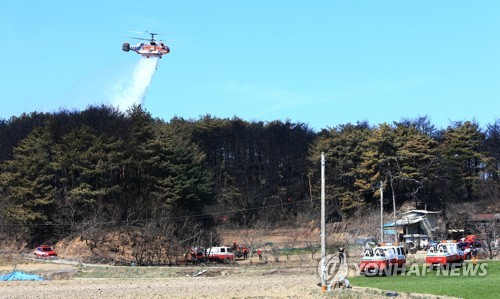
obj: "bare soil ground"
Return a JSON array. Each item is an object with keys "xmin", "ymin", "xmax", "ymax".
[
  {"xmin": 0, "ymin": 264, "xmax": 455, "ymax": 299},
  {"xmin": 0, "ymin": 228, "xmax": 468, "ymax": 298},
  {"xmin": 0, "ymin": 256, "xmax": 322, "ymax": 299},
  {"xmin": 0, "ymin": 255, "xmax": 460, "ymax": 299},
  {"xmin": 1, "ymin": 275, "xmax": 322, "ymax": 299}
]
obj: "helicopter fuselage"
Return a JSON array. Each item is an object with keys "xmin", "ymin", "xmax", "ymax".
[{"xmin": 123, "ymin": 41, "xmax": 170, "ymax": 58}]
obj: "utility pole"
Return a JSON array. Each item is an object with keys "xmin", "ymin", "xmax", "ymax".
[
  {"xmin": 391, "ymin": 179, "xmax": 397, "ymax": 243},
  {"xmin": 393, "ymin": 194, "xmax": 397, "ymax": 243},
  {"xmin": 380, "ymin": 180, "xmax": 384, "ymax": 244},
  {"xmin": 321, "ymin": 152, "xmax": 327, "ymax": 289}
]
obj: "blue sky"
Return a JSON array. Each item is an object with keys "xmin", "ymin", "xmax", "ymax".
[{"xmin": 1, "ymin": 1, "xmax": 499, "ymax": 131}]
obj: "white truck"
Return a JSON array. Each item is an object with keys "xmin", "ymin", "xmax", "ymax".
[{"xmin": 206, "ymin": 246, "xmax": 235, "ymax": 263}]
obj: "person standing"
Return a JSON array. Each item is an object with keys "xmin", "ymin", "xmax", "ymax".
[
  {"xmin": 338, "ymin": 246, "xmax": 345, "ymax": 264},
  {"xmin": 471, "ymin": 244, "xmax": 478, "ymax": 265}
]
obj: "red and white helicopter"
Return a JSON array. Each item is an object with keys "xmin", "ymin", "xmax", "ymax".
[{"xmin": 122, "ymin": 31, "xmax": 170, "ymax": 58}]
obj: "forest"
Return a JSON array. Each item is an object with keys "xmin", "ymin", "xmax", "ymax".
[{"xmin": 1, "ymin": 105, "xmax": 499, "ymax": 248}]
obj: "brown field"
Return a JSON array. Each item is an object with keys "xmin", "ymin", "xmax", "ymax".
[
  {"xmin": 0, "ymin": 227, "xmax": 467, "ymax": 298},
  {"xmin": 0, "ymin": 255, "xmax": 321, "ymax": 299},
  {"xmin": 0, "ymin": 252, "xmax": 458, "ymax": 299}
]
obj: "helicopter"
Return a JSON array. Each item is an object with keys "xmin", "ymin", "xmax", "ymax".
[{"xmin": 122, "ymin": 31, "xmax": 170, "ymax": 58}]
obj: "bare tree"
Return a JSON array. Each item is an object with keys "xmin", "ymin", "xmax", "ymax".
[
  {"xmin": 294, "ymin": 213, "xmax": 320, "ymax": 260},
  {"xmin": 345, "ymin": 207, "xmax": 382, "ymax": 246},
  {"xmin": 304, "ymin": 238, "xmax": 319, "ymax": 260},
  {"xmin": 474, "ymin": 217, "xmax": 499, "ymax": 260},
  {"xmin": 282, "ymin": 228, "xmax": 301, "ymax": 261},
  {"xmin": 237, "ymin": 218, "xmax": 270, "ymax": 262},
  {"xmin": 270, "ymin": 244, "xmax": 281, "ymax": 262},
  {"xmin": 79, "ymin": 205, "xmax": 111, "ymax": 254},
  {"xmin": 444, "ymin": 202, "xmax": 475, "ymax": 237}
]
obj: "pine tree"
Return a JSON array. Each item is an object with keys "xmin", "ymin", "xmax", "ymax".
[{"xmin": 0, "ymin": 128, "xmax": 55, "ymax": 243}]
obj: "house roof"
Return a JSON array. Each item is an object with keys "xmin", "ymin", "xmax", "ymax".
[
  {"xmin": 395, "ymin": 216, "xmax": 426, "ymax": 226},
  {"xmin": 470, "ymin": 213, "xmax": 500, "ymax": 221},
  {"xmin": 403, "ymin": 234, "xmax": 429, "ymax": 238},
  {"xmin": 402, "ymin": 209, "xmax": 440, "ymax": 215}
]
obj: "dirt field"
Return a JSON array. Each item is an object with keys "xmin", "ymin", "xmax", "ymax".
[
  {"xmin": 0, "ymin": 259, "xmax": 325, "ymax": 299},
  {"xmin": 0, "ymin": 257, "xmax": 460, "ymax": 299},
  {"xmin": 0, "ymin": 232, "xmax": 461, "ymax": 299},
  {"xmin": 1, "ymin": 275, "xmax": 321, "ymax": 299},
  {"xmin": 0, "ymin": 269, "xmax": 457, "ymax": 299}
]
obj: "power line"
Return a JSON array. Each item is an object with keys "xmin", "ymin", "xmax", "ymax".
[
  {"xmin": 0, "ymin": 184, "xmax": 384, "ymax": 228},
  {"xmin": 0, "ymin": 198, "xmax": 316, "ymax": 228}
]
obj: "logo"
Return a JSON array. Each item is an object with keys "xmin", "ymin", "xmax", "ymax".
[
  {"xmin": 317, "ymin": 254, "xmax": 488, "ymax": 280},
  {"xmin": 402, "ymin": 263, "xmax": 488, "ymax": 277},
  {"xmin": 317, "ymin": 253, "xmax": 349, "ymax": 284}
]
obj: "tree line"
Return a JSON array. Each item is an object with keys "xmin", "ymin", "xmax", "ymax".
[{"xmin": 1, "ymin": 105, "xmax": 499, "ymax": 247}]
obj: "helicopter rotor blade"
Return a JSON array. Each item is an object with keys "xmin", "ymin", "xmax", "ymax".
[
  {"xmin": 124, "ymin": 36, "xmax": 151, "ymax": 41},
  {"xmin": 125, "ymin": 31, "xmax": 179, "ymax": 43}
]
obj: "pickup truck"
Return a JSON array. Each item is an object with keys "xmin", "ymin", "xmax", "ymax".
[
  {"xmin": 206, "ymin": 246, "xmax": 235, "ymax": 263},
  {"xmin": 359, "ymin": 244, "xmax": 406, "ymax": 276},
  {"xmin": 426, "ymin": 240, "xmax": 464, "ymax": 269}
]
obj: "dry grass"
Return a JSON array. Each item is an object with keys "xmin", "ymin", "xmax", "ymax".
[{"xmin": 0, "ymin": 255, "xmax": 15, "ymax": 267}]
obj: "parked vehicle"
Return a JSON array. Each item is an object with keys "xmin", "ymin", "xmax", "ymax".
[
  {"xmin": 457, "ymin": 241, "xmax": 476, "ymax": 260},
  {"xmin": 206, "ymin": 246, "xmax": 235, "ymax": 263},
  {"xmin": 426, "ymin": 240, "xmax": 463, "ymax": 269},
  {"xmin": 463, "ymin": 235, "xmax": 480, "ymax": 243},
  {"xmin": 184, "ymin": 246, "xmax": 207, "ymax": 264},
  {"xmin": 359, "ymin": 243, "xmax": 406, "ymax": 276},
  {"xmin": 406, "ymin": 238, "xmax": 430, "ymax": 252},
  {"xmin": 355, "ymin": 237, "xmax": 376, "ymax": 247},
  {"xmin": 34, "ymin": 245, "xmax": 57, "ymax": 259}
]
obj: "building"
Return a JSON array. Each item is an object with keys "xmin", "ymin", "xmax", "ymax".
[{"xmin": 395, "ymin": 210, "xmax": 440, "ymax": 248}]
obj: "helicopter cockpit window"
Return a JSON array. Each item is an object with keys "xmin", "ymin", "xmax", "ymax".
[{"xmin": 150, "ymin": 41, "xmax": 156, "ymax": 46}]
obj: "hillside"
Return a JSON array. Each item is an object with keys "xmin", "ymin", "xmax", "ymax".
[{"xmin": 1, "ymin": 107, "xmax": 500, "ymax": 256}]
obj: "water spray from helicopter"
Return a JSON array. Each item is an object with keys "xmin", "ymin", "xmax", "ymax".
[{"xmin": 112, "ymin": 57, "xmax": 159, "ymax": 110}]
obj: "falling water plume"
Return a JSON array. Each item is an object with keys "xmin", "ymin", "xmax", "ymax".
[{"xmin": 112, "ymin": 57, "xmax": 159, "ymax": 111}]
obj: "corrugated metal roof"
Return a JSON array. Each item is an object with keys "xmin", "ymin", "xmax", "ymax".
[
  {"xmin": 395, "ymin": 215, "xmax": 425, "ymax": 226},
  {"xmin": 402, "ymin": 209, "xmax": 439, "ymax": 215}
]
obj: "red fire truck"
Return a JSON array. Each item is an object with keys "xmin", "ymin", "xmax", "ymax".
[
  {"xmin": 425, "ymin": 240, "xmax": 464, "ymax": 269},
  {"xmin": 359, "ymin": 243, "xmax": 406, "ymax": 276}
]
